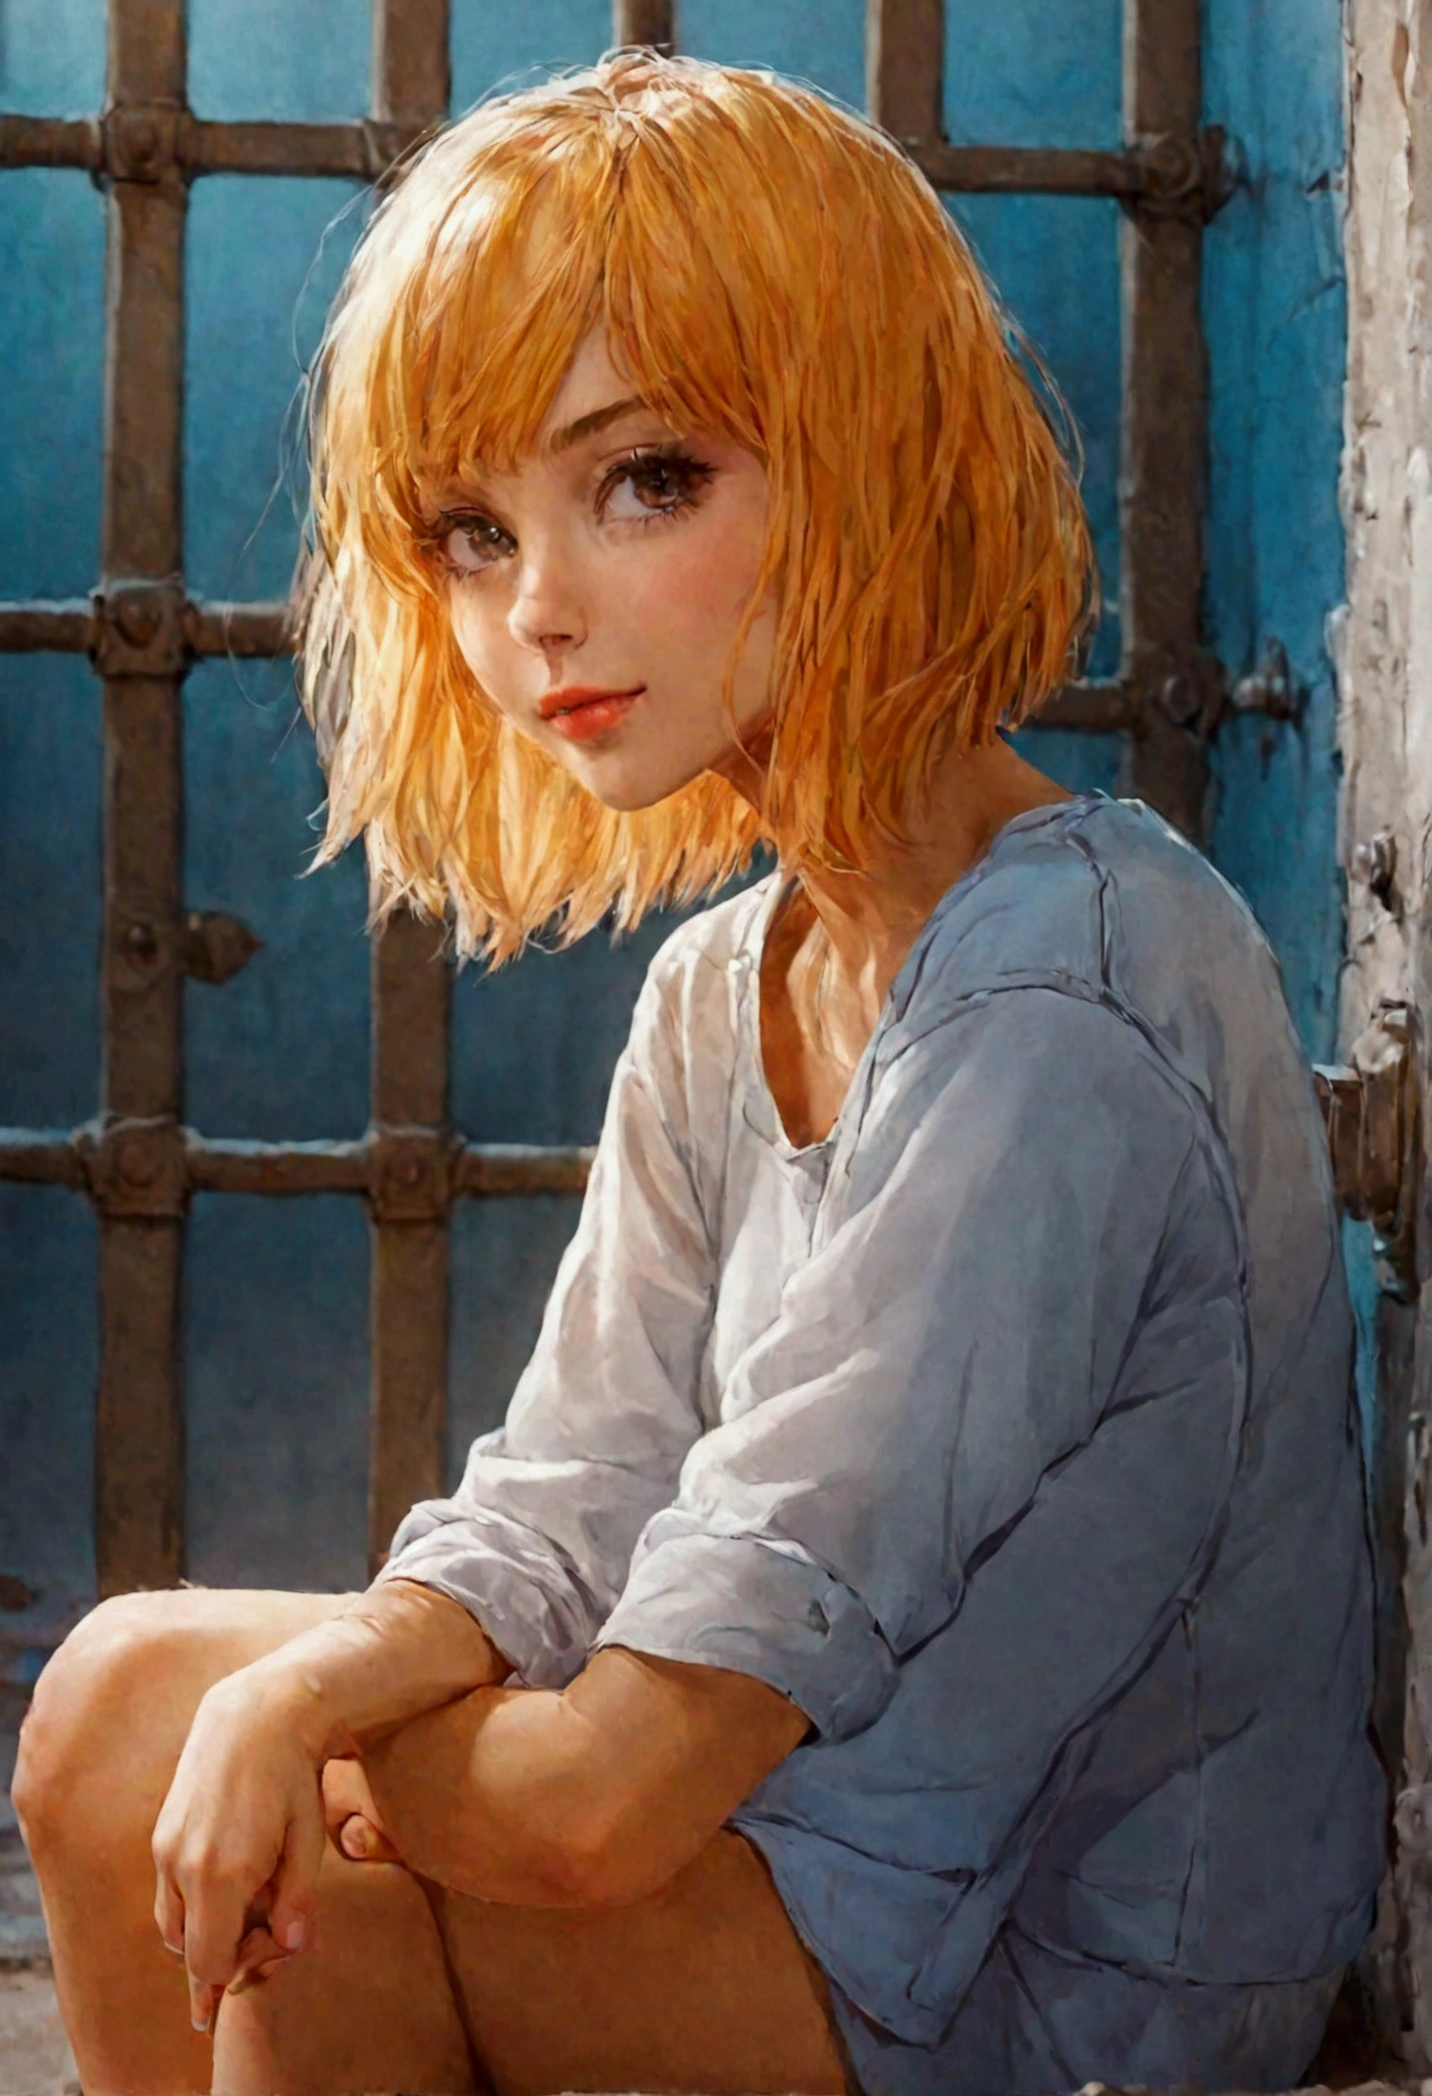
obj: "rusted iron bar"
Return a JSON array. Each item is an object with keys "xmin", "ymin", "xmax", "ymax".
[
  {"xmin": 94, "ymin": 0, "xmax": 189, "ymax": 1601},
  {"xmin": 1119, "ymin": 0, "xmax": 1210, "ymax": 838},
  {"xmin": 456, "ymin": 1145, "xmax": 594, "ymax": 1196},
  {"xmin": 867, "ymin": 0, "xmax": 943, "ymax": 145},
  {"xmin": 1027, "ymin": 678, "xmax": 1136, "ymax": 735},
  {"xmin": 0, "ymin": 106, "xmax": 1224, "ymax": 212},
  {"xmin": 185, "ymin": 600, "xmax": 295, "ymax": 657},
  {"xmin": 915, "ymin": 137, "xmax": 1222, "ymax": 213},
  {"xmin": 0, "ymin": 598, "xmax": 293, "ymax": 658},
  {"xmin": 0, "ymin": 1131, "xmax": 89, "ymax": 1190},
  {"xmin": 613, "ymin": 0, "xmax": 676, "ymax": 53},
  {"xmin": 366, "ymin": 0, "xmax": 455, "ymax": 1579},
  {"xmin": 0, "ymin": 111, "xmax": 418, "ymax": 181},
  {"xmin": 0, "ymin": 602, "xmax": 95, "ymax": 652},
  {"xmin": 0, "ymin": 1127, "xmax": 594, "ymax": 1199},
  {"xmin": 190, "ymin": 118, "xmax": 414, "ymax": 180},
  {"xmin": 0, "ymin": 115, "xmax": 97, "ymax": 170}
]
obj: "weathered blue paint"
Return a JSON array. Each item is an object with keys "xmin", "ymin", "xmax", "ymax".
[
  {"xmin": 0, "ymin": 1, "xmax": 1354, "ymax": 1650},
  {"xmin": 1203, "ymin": 0, "xmax": 1348, "ymax": 1067}
]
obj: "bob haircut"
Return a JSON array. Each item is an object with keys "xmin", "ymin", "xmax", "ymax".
[{"xmin": 301, "ymin": 49, "xmax": 1096, "ymax": 963}]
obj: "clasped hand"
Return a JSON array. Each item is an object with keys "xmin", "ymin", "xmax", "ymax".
[{"xmin": 150, "ymin": 1667, "xmax": 398, "ymax": 2034}]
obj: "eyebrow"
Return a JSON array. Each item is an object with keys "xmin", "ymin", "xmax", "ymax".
[{"xmin": 549, "ymin": 395, "xmax": 652, "ymax": 453}]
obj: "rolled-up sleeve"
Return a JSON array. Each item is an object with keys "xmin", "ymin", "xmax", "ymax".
[
  {"xmin": 376, "ymin": 957, "xmax": 716, "ymax": 1688},
  {"xmin": 595, "ymin": 987, "xmax": 1248, "ymax": 1747}
]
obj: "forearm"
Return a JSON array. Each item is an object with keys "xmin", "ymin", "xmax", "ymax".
[
  {"xmin": 362, "ymin": 1683, "xmax": 604, "ymax": 1906},
  {"xmin": 360, "ymin": 1647, "xmax": 811, "ymax": 1909},
  {"xmin": 235, "ymin": 1578, "xmax": 511, "ymax": 1763}
]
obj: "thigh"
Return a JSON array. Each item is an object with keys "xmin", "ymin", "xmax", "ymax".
[
  {"xmin": 19, "ymin": 1588, "xmax": 366, "ymax": 2096},
  {"xmin": 428, "ymin": 1826, "xmax": 851, "ymax": 2096},
  {"xmin": 212, "ymin": 1846, "xmax": 478, "ymax": 2096}
]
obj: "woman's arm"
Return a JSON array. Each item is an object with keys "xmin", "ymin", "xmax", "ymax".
[
  {"xmin": 361, "ymin": 1646, "xmax": 810, "ymax": 1906},
  {"xmin": 150, "ymin": 1580, "xmax": 508, "ymax": 2026}
]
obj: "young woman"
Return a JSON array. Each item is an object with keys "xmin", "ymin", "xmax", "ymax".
[{"xmin": 16, "ymin": 49, "xmax": 1382, "ymax": 2096}]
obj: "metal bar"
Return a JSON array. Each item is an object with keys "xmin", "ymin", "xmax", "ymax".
[
  {"xmin": 94, "ymin": 0, "xmax": 189, "ymax": 1601},
  {"xmin": 0, "ymin": 1129, "xmax": 594, "ymax": 1197},
  {"xmin": 0, "ymin": 111, "xmax": 1222, "ymax": 211},
  {"xmin": 0, "ymin": 602, "xmax": 96, "ymax": 652},
  {"xmin": 867, "ymin": 0, "xmax": 944, "ymax": 146},
  {"xmin": 373, "ymin": 0, "xmax": 450, "ymax": 127},
  {"xmin": 915, "ymin": 140, "xmax": 1198, "ymax": 203},
  {"xmin": 0, "ymin": 1131, "xmax": 89, "ymax": 1189},
  {"xmin": 1025, "ymin": 678, "xmax": 1135, "ymax": 735},
  {"xmin": 188, "ymin": 118, "xmax": 375, "ymax": 179},
  {"xmin": 455, "ymin": 1145, "xmax": 594, "ymax": 1196},
  {"xmin": 185, "ymin": 601, "xmax": 294, "ymax": 657},
  {"xmin": 0, "ymin": 599, "xmax": 293, "ymax": 657},
  {"xmin": 613, "ymin": 0, "xmax": 676, "ymax": 53},
  {"xmin": 366, "ymin": 1, "xmax": 453, "ymax": 1578},
  {"xmin": 0, "ymin": 115, "xmax": 98, "ymax": 170},
  {"xmin": 188, "ymin": 1139, "xmax": 371, "ymax": 1196},
  {"xmin": 1119, "ymin": 0, "xmax": 1209, "ymax": 838}
]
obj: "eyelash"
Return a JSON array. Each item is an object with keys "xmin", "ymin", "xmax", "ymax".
[{"xmin": 431, "ymin": 445, "xmax": 717, "ymax": 578}]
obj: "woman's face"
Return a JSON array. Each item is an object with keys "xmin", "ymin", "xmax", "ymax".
[{"xmin": 428, "ymin": 330, "xmax": 777, "ymax": 811}]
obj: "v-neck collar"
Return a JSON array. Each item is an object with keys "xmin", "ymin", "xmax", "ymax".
[{"xmin": 742, "ymin": 792, "xmax": 1108, "ymax": 1157}]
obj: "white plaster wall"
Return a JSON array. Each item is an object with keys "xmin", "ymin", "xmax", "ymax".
[{"xmin": 1340, "ymin": 0, "xmax": 1432, "ymax": 1042}]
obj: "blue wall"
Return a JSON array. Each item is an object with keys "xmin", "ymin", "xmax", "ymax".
[{"xmin": 0, "ymin": 0, "xmax": 1350, "ymax": 1654}]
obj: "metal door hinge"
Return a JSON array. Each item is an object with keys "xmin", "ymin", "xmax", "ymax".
[{"xmin": 1314, "ymin": 1000, "xmax": 1420, "ymax": 1298}]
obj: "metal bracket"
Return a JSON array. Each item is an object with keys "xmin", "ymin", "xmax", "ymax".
[
  {"xmin": 1230, "ymin": 638, "xmax": 1305, "ymax": 723},
  {"xmin": 1125, "ymin": 649, "xmax": 1229, "ymax": 738},
  {"xmin": 366, "ymin": 1124, "xmax": 457, "ymax": 1223},
  {"xmin": 91, "ymin": 578, "xmax": 188, "ymax": 678},
  {"xmin": 99, "ymin": 100, "xmax": 184, "ymax": 185},
  {"xmin": 1314, "ymin": 1000, "xmax": 1420, "ymax": 1298},
  {"xmin": 78, "ymin": 1115, "xmax": 189, "ymax": 1220},
  {"xmin": 1129, "ymin": 125, "xmax": 1236, "ymax": 222},
  {"xmin": 181, "ymin": 910, "xmax": 263, "ymax": 986}
]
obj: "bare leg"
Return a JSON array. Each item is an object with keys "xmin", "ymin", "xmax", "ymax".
[
  {"xmin": 17, "ymin": 1588, "xmax": 850, "ymax": 2096},
  {"xmin": 12, "ymin": 1588, "xmax": 475, "ymax": 2096},
  {"xmin": 431, "ymin": 1827, "xmax": 852, "ymax": 2096},
  {"xmin": 219, "ymin": 1826, "xmax": 850, "ymax": 2096}
]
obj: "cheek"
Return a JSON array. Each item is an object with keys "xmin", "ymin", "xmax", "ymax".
[
  {"xmin": 623, "ymin": 520, "xmax": 766, "ymax": 657},
  {"xmin": 447, "ymin": 588, "xmax": 509, "ymax": 697}
]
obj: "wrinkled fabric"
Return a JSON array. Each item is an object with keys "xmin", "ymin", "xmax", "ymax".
[{"xmin": 380, "ymin": 793, "xmax": 1384, "ymax": 2096}]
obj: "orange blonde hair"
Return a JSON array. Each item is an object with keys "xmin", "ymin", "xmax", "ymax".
[{"xmin": 300, "ymin": 49, "xmax": 1096, "ymax": 962}]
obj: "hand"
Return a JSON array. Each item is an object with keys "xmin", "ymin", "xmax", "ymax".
[
  {"xmin": 321, "ymin": 1755, "xmax": 402, "ymax": 1864},
  {"xmin": 151, "ymin": 1667, "xmax": 328, "ymax": 2034}
]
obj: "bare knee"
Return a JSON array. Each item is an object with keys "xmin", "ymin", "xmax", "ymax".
[{"xmin": 13, "ymin": 1590, "xmax": 204, "ymax": 1857}]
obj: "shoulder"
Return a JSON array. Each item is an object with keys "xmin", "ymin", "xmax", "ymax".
[{"xmin": 886, "ymin": 798, "xmax": 1290, "ymax": 1096}]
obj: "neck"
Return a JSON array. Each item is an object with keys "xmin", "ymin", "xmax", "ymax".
[{"xmin": 717, "ymin": 726, "xmax": 1075, "ymax": 1013}]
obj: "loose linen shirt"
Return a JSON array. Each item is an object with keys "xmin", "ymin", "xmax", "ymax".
[{"xmin": 380, "ymin": 794, "xmax": 1383, "ymax": 2094}]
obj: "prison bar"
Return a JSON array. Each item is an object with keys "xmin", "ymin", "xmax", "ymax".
[
  {"xmin": 1119, "ymin": 0, "xmax": 1211, "ymax": 834},
  {"xmin": 92, "ymin": 0, "xmax": 189, "ymax": 1600},
  {"xmin": 0, "ymin": 1129, "xmax": 594, "ymax": 1201},
  {"xmin": 365, "ymin": 0, "xmax": 458, "ymax": 1574},
  {"xmin": 0, "ymin": 110, "xmax": 1227, "ymax": 208}
]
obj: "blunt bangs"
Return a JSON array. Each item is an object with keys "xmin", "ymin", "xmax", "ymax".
[{"xmin": 300, "ymin": 52, "xmax": 1097, "ymax": 961}]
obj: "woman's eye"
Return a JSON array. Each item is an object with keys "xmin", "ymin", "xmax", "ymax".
[
  {"xmin": 601, "ymin": 451, "xmax": 714, "ymax": 523},
  {"xmin": 440, "ymin": 517, "xmax": 513, "ymax": 574}
]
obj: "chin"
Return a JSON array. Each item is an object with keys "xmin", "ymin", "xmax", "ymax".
[{"xmin": 566, "ymin": 752, "xmax": 712, "ymax": 814}]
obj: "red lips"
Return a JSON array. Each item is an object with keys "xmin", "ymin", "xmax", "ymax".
[{"xmin": 539, "ymin": 685, "xmax": 645, "ymax": 742}]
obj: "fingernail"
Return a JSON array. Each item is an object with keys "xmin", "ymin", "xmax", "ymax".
[
  {"xmin": 191, "ymin": 2009, "xmax": 211, "ymax": 2034},
  {"xmin": 279, "ymin": 1916, "xmax": 307, "ymax": 1952}
]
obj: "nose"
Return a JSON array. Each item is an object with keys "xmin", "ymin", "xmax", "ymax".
[{"xmin": 506, "ymin": 534, "xmax": 587, "ymax": 662}]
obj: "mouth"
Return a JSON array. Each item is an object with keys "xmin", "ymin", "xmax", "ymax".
[{"xmin": 538, "ymin": 685, "xmax": 645, "ymax": 743}]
